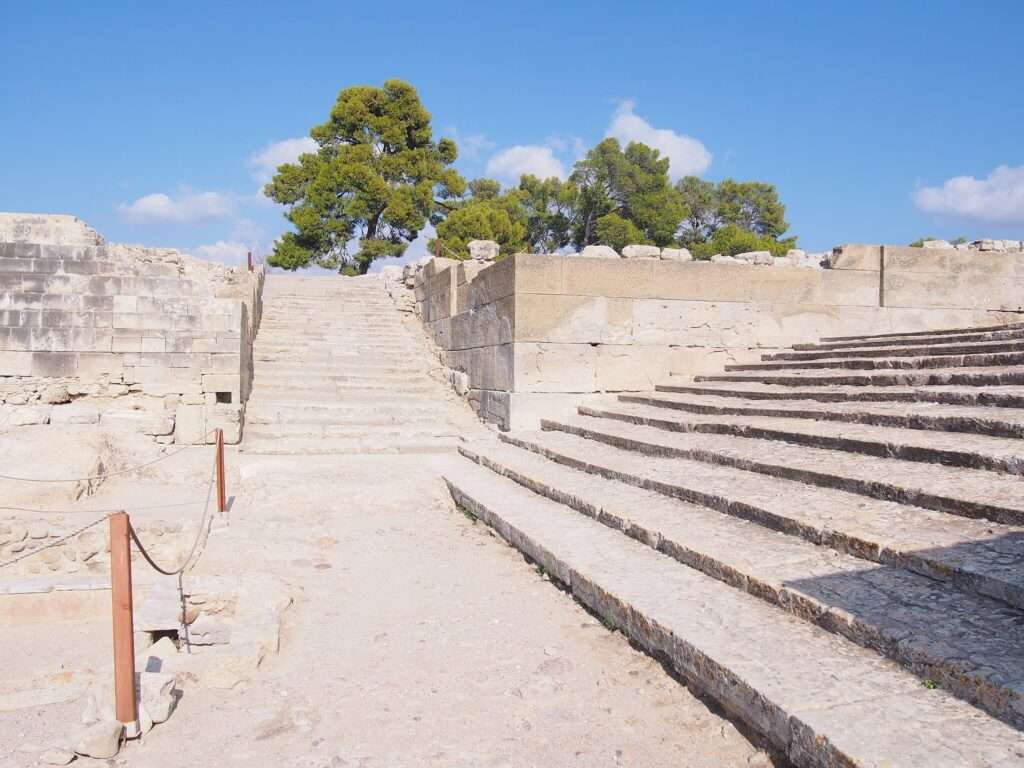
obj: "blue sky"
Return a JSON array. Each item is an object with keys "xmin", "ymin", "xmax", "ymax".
[{"xmin": 2, "ymin": 0, "xmax": 1023, "ymax": 270}]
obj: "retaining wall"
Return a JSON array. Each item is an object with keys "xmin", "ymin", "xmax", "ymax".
[
  {"xmin": 0, "ymin": 214, "xmax": 264, "ymax": 443},
  {"xmin": 415, "ymin": 246, "xmax": 1023, "ymax": 429}
]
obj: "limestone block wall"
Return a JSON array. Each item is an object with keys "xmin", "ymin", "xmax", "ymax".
[
  {"xmin": 0, "ymin": 214, "xmax": 264, "ymax": 443},
  {"xmin": 414, "ymin": 247, "xmax": 1022, "ymax": 429}
]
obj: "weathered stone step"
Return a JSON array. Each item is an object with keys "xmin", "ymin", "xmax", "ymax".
[
  {"xmin": 623, "ymin": 391, "xmax": 1024, "ymax": 439},
  {"xmin": 727, "ymin": 351, "xmax": 1024, "ymax": 372},
  {"xmin": 823, "ymin": 320, "xmax": 1024, "ymax": 343},
  {"xmin": 794, "ymin": 328, "xmax": 1024, "ymax": 352},
  {"xmin": 245, "ymin": 403, "xmax": 442, "ymax": 422},
  {"xmin": 583, "ymin": 401, "xmax": 1024, "ymax": 474},
  {"xmin": 769, "ymin": 339, "xmax": 1024, "ymax": 361},
  {"xmin": 697, "ymin": 365, "xmax": 1024, "ymax": 388},
  {"xmin": 542, "ymin": 416, "xmax": 1024, "ymax": 525},
  {"xmin": 241, "ymin": 436, "xmax": 461, "ymax": 455},
  {"xmin": 498, "ymin": 429, "xmax": 1024, "ymax": 611},
  {"xmin": 249, "ymin": 382, "xmax": 436, "ymax": 397},
  {"xmin": 245, "ymin": 424, "xmax": 462, "ymax": 440},
  {"xmin": 658, "ymin": 381, "xmax": 1024, "ymax": 409},
  {"xmin": 251, "ymin": 363, "xmax": 429, "ymax": 376},
  {"xmin": 248, "ymin": 391, "xmax": 435, "ymax": 406},
  {"xmin": 442, "ymin": 458, "xmax": 1024, "ymax": 766},
  {"xmin": 459, "ymin": 439, "xmax": 1024, "ymax": 727}
]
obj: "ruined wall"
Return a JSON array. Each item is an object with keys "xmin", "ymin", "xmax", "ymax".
[
  {"xmin": 0, "ymin": 214, "xmax": 264, "ymax": 443},
  {"xmin": 413, "ymin": 246, "xmax": 1022, "ymax": 429}
]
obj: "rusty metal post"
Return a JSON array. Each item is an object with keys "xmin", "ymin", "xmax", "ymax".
[
  {"xmin": 434, "ymin": 240, "xmax": 441, "ymax": 259},
  {"xmin": 247, "ymin": 250, "xmax": 253, "ymax": 272},
  {"xmin": 109, "ymin": 511, "xmax": 139, "ymax": 738},
  {"xmin": 215, "ymin": 428, "xmax": 226, "ymax": 513}
]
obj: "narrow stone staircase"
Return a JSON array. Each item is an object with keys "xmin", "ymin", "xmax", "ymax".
[
  {"xmin": 442, "ymin": 320, "xmax": 1024, "ymax": 766},
  {"xmin": 242, "ymin": 274, "xmax": 481, "ymax": 455}
]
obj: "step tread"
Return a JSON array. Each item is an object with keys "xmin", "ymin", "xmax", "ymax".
[
  {"xmin": 548, "ymin": 415, "xmax": 1024, "ymax": 524},
  {"xmin": 442, "ymin": 457, "xmax": 1024, "ymax": 766},
  {"xmin": 499, "ymin": 429, "xmax": 1024, "ymax": 610},
  {"xmin": 775, "ymin": 339, "xmax": 1024, "ymax": 360},
  {"xmin": 631, "ymin": 391, "xmax": 1024, "ymax": 431},
  {"xmin": 459, "ymin": 439, "xmax": 1024, "ymax": 725},
  {"xmin": 822, "ymin": 321, "xmax": 1024, "ymax": 342},
  {"xmin": 585, "ymin": 400, "xmax": 1024, "ymax": 473},
  {"xmin": 729, "ymin": 351, "xmax": 1024, "ymax": 372},
  {"xmin": 698, "ymin": 364, "xmax": 1024, "ymax": 386},
  {"xmin": 658, "ymin": 380, "xmax": 1024, "ymax": 407}
]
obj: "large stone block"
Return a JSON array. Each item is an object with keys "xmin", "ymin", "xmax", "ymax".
[
  {"xmin": 830, "ymin": 244, "xmax": 882, "ymax": 271},
  {"xmin": 0, "ymin": 350, "xmax": 32, "ymax": 375},
  {"xmin": 514, "ymin": 342, "xmax": 596, "ymax": 393},
  {"xmin": 173, "ymin": 404, "xmax": 206, "ymax": 444},
  {"xmin": 450, "ymin": 295, "xmax": 514, "ymax": 350},
  {"xmin": 594, "ymin": 344, "xmax": 672, "ymax": 391},
  {"xmin": 513, "ymin": 254, "xmax": 564, "ymax": 295},
  {"xmin": 514, "ymin": 293, "xmax": 634, "ymax": 344},
  {"xmin": 30, "ymin": 351, "xmax": 77, "ymax": 376},
  {"xmin": 562, "ymin": 258, "xmax": 658, "ymax": 299},
  {"xmin": 467, "ymin": 257, "xmax": 515, "ymax": 307}
]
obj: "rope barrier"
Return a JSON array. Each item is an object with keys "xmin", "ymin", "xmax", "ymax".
[
  {"xmin": 0, "ymin": 499, "xmax": 208, "ymax": 516},
  {"xmin": 0, "ymin": 515, "xmax": 108, "ymax": 569},
  {"xmin": 0, "ymin": 431, "xmax": 216, "ymax": 483},
  {"xmin": 128, "ymin": 460, "xmax": 216, "ymax": 577}
]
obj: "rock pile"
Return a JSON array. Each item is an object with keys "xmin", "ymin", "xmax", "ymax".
[{"xmin": 921, "ymin": 238, "xmax": 1024, "ymax": 251}]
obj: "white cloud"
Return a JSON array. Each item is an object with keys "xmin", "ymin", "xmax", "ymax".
[
  {"xmin": 486, "ymin": 145, "xmax": 567, "ymax": 183},
  {"xmin": 606, "ymin": 100, "xmax": 711, "ymax": 181},
  {"xmin": 117, "ymin": 190, "xmax": 234, "ymax": 223},
  {"xmin": 187, "ymin": 240, "xmax": 251, "ymax": 266},
  {"xmin": 248, "ymin": 137, "xmax": 318, "ymax": 184},
  {"xmin": 914, "ymin": 165, "xmax": 1024, "ymax": 225}
]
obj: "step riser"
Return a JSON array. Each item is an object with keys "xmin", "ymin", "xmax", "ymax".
[
  {"xmin": 498, "ymin": 432, "xmax": 1024, "ymax": 612},
  {"xmin": 822, "ymin": 321, "xmax": 1024, "ymax": 342},
  {"xmin": 622, "ymin": 394, "xmax": 1024, "ymax": 439},
  {"xmin": 794, "ymin": 329, "xmax": 1024, "ymax": 352},
  {"xmin": 728, "ymin": 351, "xmax": 1024, "ymax": 372},
  {"xmin": 770, "ymin": 340, "xmax": 1024, "ymax": 361},
  {"xmin": 696, "ymin": 370, "xmax": 1024, "ymax": 388},
  {"xmin": 540, "ymin": 420, "xmax": 1024, "ymax": 526},
  {"xmin": 460, "ymin": 445, "xmax": 1024, "ymax": 728},
  {"xmin": 657, "ymin": 384, "xmax": 1024, "ymax": 409},
  {"xmin": 583, "ymin": 406, "xmax": 1024, "ymax": 475}
]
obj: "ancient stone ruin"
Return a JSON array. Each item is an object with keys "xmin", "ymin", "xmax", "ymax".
[
  {"xmin": 0, "ymin": 213, "xmax": 263, "ymax": 445},
  {"xmin": 4, "ymin": 217, "xmax": 1024, "ymax": 766}
]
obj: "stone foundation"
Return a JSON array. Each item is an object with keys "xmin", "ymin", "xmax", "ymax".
[
  {"xmin": 0, "ymin": 214, "xmax": 264, "ymax": 443},
  {"xmin": 409, "ymin": 245, "xmax": 1023, "ymax": 429}
]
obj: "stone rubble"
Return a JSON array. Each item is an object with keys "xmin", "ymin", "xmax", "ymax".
[{"xmin": 467, "ymin": 239, "xmax": 500, "ymax": 261}]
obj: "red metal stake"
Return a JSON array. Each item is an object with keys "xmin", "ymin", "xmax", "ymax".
[
  {"xmin": 247, "ymin": 250, "xmax": 253, "ymax": 272},
  {"xmin": 109, "ymin": 511, "xmax": 138, "ymax": 738},
  {"xmin": 215, "ymin": 428, "xmax": 226, "ymax": 513}
]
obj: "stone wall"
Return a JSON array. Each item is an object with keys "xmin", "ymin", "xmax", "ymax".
[
  {"xmin": 0, "ymin": 214, "xmax": 264, "ymax": 443},
  {"xmin": 412, "ymin": 245, "xmax": 1023, "ymax": 429}
]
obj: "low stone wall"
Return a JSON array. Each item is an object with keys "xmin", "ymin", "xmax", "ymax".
[
  {"xmin": 0, "ymin": 214, "xmax": 264, "ymax": 443},
  {"xmin": 412, "ymin": 245, "xmax": 1023, "ymax": 429}
]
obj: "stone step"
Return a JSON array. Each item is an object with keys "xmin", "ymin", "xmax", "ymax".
[
  {"xmin": 658, "ymin": 381, "xmax": 1024, "ymax": 409},
  {"xmin": 822, "ymin": 320, "xmax": 1024, "ymax": 343},
  {"xmin": 696, "ymin": 365, "xmax": 1024, "ymax": 388},
  {"xmin": 248, "ymin": 391, "xmax": 435, "ymax": 406},
  {"xmin": 497, "ymin": 429, "xmax": 1024, "ymax": 611},
  {"xmin": 251, "ymin": 363, "xmax": 429, "ymax": 376},
  {"xmin": 245, "ymin": 403, "xmax": 443, "ymax": 422},
  {"xmin": 441, "ymin": 458, "xmax": 1024, "ymax": 766},
  {"xmin": 727, "ymin": 351, "xmax": 1024, "ymax": 372},
  {"xmin": 241, "ymin": 435, "xmax": 462, "ymax": 455},
  {"xmin": 541, "ymin": 415, "xmax": 1024, "ymax": 525},
  {"xmin": 582, "ymin": 400, "xmax": 1024, "ymax": 474},
  {"xmin": 768, "ymin": 339, "xmax": 1024, "ymax": 361},
  {"xmin": 794, "ymin": 328, "xmax": 1024, "ymax": 352},
  {"xmin": 245, "ymin": 424, "xmax": 463, "ymax": 440},
  {"xmin": 458, "ymin": 439, "xmax": 1024, "ymax": 727},
  {"xmin": 250, "ymin": 373, "xmax": 434, "ymax": 386},
  {"xmin": 623, "ymin": 391, "xmax": 1024, "ymax": 439}
]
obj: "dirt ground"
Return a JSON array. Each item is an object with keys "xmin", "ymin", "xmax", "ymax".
[{"xmin": 2, "ymin": 434, "xmax": 773, "ymax": 767}]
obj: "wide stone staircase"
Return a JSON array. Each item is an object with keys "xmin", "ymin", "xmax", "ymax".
[
  {"xmin": 443, "ymin": 320, "xmax": 1024, "ymax": 766},
  {"xmin": 242, "ymin": 275, "xmax": 480, "ymax": 455}
]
